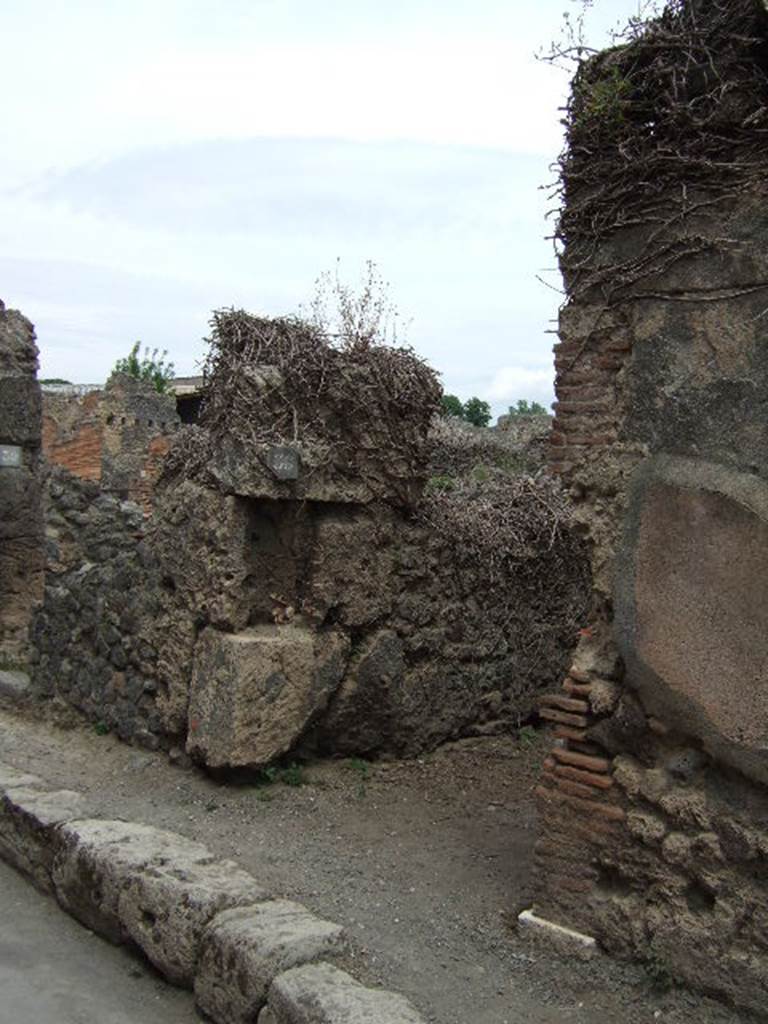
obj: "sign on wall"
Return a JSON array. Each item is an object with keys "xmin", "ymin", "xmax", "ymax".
[
  {"xmin": 0, "ymin": 444, "xmax": 22, "ymax": 468},
  {"xmin": 265, "ymin": 445, "xmax": 300, "ymax": 481}
]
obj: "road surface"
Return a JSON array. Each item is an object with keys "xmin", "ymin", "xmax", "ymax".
[{"xmin": 0, "ymin": 858, "xmax": 200, "ymax": 1023}]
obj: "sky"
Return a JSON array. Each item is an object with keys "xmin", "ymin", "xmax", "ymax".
[{"xmin": 1, "ymin": 0, "xmax": 642, "ymax": 417}]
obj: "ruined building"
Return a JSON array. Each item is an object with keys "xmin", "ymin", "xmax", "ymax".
[
  {"xmin": 529, "ymin": 1, "xmax": 768, "ymax": 1014},
  {"xmin": 26, "ymin": 310, "xmax": 589, "ymax": 766}
]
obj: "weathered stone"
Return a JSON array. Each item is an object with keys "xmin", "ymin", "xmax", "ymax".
[
  {"xmin": 315, "ymin": 630, "xmax": 405, "ymax": 755},
  {"xmin": 52, "ymin": 818, "xmax": 264, "ymax": 971},
  {"xmin": 0, "ymin": 669, "xmax": 30, "ymax": 700},
  {"xmin": 195, "ymin": 901, "xmax": 346, "ymax": 1023},
  {"xmin": 263, "ymin": 963, "xmax": 426, "ymax": 1024},
  {"xmin": 0, "ymin": 770, "xmax": 86, "ymax": 891},
  {"xmin": 187, "ymin": 625, "xmax": 349, "ymax": 769},
  {"xmin": 117, "ymin": 853, "xmax": 266, "ymax": 985},
  {"xmin": 616, "ymin": 457, "xmax": 768, "ymax": 783}
]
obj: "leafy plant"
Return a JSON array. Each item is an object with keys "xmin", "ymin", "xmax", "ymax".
[
  {"xmin": 346, "ymin": 757, "xmax": 372, "ymax": 798},
  {"xmin": 441, "ymin": 394, "xmax": 465, "ymax": 418},
  {"xmin": 110, "ymin": 342, "xmax": 175, "ymax": 394},
  {"xmin": 507, "ymin": 399, "xmax": 548, "ymax": 417},
  {"xmin": 517, "ymin": 725, "xmax": 538, "ymax": 749},
  {"xmin": 425, "ymin": 475, "xmax": 457, "ymax": 493},
  {"xmin": 253, "ymin": 761, "xmax": 307, "ymax": 788},
  {"xmin": 93, "ymin": 721, "xmax": 110, "ymax": 736},
  {"xmin": 462, "ymin": 397, "xmax": 492, "ymax": 428},
  {"xmin": 645, "ymin": 949, "xmax": 677, "ymax": 992}
]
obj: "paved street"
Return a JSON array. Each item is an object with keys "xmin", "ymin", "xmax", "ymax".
[{"xmin": 0, "ymin": 859, "xmax": 200, "ymax": 1023}]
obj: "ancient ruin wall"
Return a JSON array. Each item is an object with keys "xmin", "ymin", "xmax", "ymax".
[
  {"xmin": 30, "ymin": 311, "xmax": 589, "ymax": 765},
  {"xmin": 531, "ymin": 3, "xmax": 768, "ymax": 1014},
  {"xmin": 0, "ymin": 301, "xmax": 43, "ymax": 667},
  {"xmin": 31, "ymin": 466, "xmax": 588, "ymax": 762},
  {"xmin": 42, "ymin": 376, "xmax": 179, "ymax": 514}
]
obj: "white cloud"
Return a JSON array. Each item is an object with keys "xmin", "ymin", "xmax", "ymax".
[{"xmin": 486, "ymin": 364, "xmax": 556, "ymax": 404}]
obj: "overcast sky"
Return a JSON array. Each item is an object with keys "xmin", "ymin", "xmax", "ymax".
[{"xmin": 1, "ymin": 0, "xmax": 641, "ymax": 416}]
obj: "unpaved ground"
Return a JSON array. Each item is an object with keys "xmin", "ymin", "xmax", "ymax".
[{"xmin": 0, "ymin": 701, "xmax": 748, "ymax": 1024}]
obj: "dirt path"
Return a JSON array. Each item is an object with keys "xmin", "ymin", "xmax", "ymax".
[{"xmin": 0, "ymin": 702, "xmax": 743, "ymax": 1024}]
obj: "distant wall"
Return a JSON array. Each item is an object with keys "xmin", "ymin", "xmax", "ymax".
[{"xmin": 42, "ymin": 377, "xmax": 179, "ymax": 514}]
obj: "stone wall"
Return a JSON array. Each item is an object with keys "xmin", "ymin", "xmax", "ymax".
[
  {"xmin": 529, "ymin": 31, "xmax": 768, "ymax": 1017},
  {"xmin": 31, "ymin": 465, "xmax": 589, "ymax": 767},
  {"xmin": 30, "ymin": 468, "xmax": 165, "ymax": 748},
  {"xmin": 0, "ymin": 301, "xmax": 43, "ymax": 667},
  {"xmin": 42, "ymin": 377, "xmax": 178, "ymax": 514}
]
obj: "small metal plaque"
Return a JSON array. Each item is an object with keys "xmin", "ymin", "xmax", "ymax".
[
  {"xmin": 265, "ymin": 445, "xmax": 300, "ymax": 481},
  {"xmin": 0, "ymin": 444, "xmax": 22, "ymax": 468}
]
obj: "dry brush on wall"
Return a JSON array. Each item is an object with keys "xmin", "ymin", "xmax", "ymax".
[
  {"xmin": 29, "ymin": 311, "xmax": 590, "ymax": 769},
  {"xmin": 164, "ymin": 310, "xmax": 442, "ymax": 507}
]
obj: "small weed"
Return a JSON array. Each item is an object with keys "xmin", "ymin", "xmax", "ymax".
[
  {"xmin": 280, "ymin": 762, "xmax": 307, "ymax": 787},
  {"xmin": 254, "ymin": 788, "xmax": 273, "ymax": 803},
  {"xmin": 253, "ymin": 762, "xmax": 306, "ymax": 789},
  {"xmin": 645, "ymin": 950, "xmax": 677, "ymax": 992},
  {"xmin": 346, "ymin": 757, "xmax": 372, "ymax": 798},
  {"xmin": 471, "ymin": 463, "xmax": 491, "ymax": 483},
  {"xmin": 425, "ymin": 474, "xmax": 456, "ymax": 493},
  {"xmin": 93, "ymin": 721, "xmax": 110, "ymax": 736},
  {"xmin": 517, "ymin": 725, "xmax": 538, "ymax": 749}
]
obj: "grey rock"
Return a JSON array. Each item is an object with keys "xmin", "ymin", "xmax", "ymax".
[
  {"xmin": 0, "ymin": 669, "xmax": 31, "ymax": 700},
  {"xmin": 263, "ymin": 963, "xmax": 426, "ymax": 1024},
  {"xmin": 195, "ymin": 901, "xmax": 346, "ymax": 1024},
  {"xmin": 118, "ymin": 853, "xmax": 267, "ymax": 985},
  {"xmin": 0, "ymin": 769, "xmax": 86, "ymax": 891},
  {"xmin": 52, "ymin": 818, "xmax": 265, "ymax": 978},
  {"xmin": 187, "ymin": 625, "xmax": 348, "ymax": 769}
]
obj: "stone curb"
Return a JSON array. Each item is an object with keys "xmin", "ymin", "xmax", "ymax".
[{"xmin": 0, "ymin": 759, "xmax": 429, "ymax": 1024}]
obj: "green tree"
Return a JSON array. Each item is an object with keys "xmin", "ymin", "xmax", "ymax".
[
  {"xmin": 508, "ymin": 399, "xmax": 547, "ymax": 417},
  {"xmin": 110, "ymin": 342, "xmax": 175, "ymax": 394},
  {"xmin": 463, "ymin": 396, "xmax": 492, "ymax": 428},
  {"xmin": 441, "ymin": 394, "xmax": 465, "ymax": 418}
]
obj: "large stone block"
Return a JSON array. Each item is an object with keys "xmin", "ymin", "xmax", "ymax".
[
  {"xmin": 52, "ymin": 819, "xmax": 264, "ymax": 976},
  {"xmin": 117, "ymin": 854, "xmax": 266, "ymax": 985},
  {"xmin": 187, "ymin": 625, "xmax": 349, "ymax": 769},
  {"xmin": 195, "ymin": 901, "xmax": 346, "ymax": 1024},
  {"xmin": 260, "ymin": 962, "xmax": 426, "ymax": 1024},
  {"xmin": 316, "ymin": 630, "xmax": 405, "ymax": 754},
  {"xmin": 0, "ymin": 762, "xmax": 85, "ymax": 891},
  {"xmin": 616, "ymin": 457, "xmax": 768, "ymax": 782}
]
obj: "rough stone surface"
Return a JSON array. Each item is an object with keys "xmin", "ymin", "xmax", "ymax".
[
  {"xmin": 0, "ymin": 768, "xmax": 85, "ymax": 891},
  {"xmin": 30, "ymin": 468, "xmax": 166, "ymax": 747},
  {"xmin": 616, "ymin": 457, "xmax": 768, "ymax": 782},
  {"xmin": 263, "ymin": 962, "xmax": 426, "ymax": 1024},
  {"xmin": 187, "ymin": 625, "xmax": 349, "ymax": 769},
  {"xmin": 535, "ymin": 56, "xmax": 768, "ymax": 1013},
  {"xmin": 117, "ymin": 849, "xmax": 267, "ymax": 985},
  {"xmin": 0, "ymin": 669, "xmax": 30, "ymax": 700},
  {"xmin": 51, "ymin": 818, "xmax": 263, "ymax": 968},
  {"xmin": 0, "ymin": 300, "xmax": 43, "ymax": 666},
  {"xmin": 195, "ymin": 901, "xmax": 346, "ymax": 1024}
]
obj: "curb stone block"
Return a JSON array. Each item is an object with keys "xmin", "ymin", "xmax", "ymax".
[
  {"xmin": 118, "ymin": 856, "xmax": 268, "ymax": 985},
  {"xmin": 195, "ymin": 900, "xmax": 347, "ymax": 1024},
  {"xmin": 52, "ymin": 819, "xmax": 265, "ymax": 965},
  {"xmin": 260, "ymin": 962, "xmax": 426, "ymax": 1024},
  {"xmin": 0, "ymin": 762, "xmax": 86, "ymax": 891}
]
